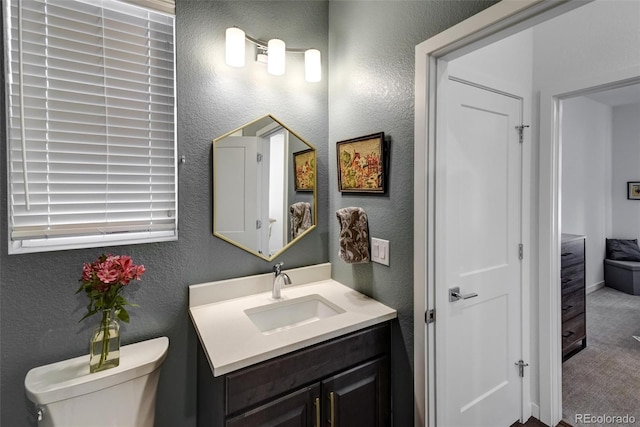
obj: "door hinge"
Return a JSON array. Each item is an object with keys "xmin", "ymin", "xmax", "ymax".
[
  {"xmin": 425, "ymin": 309, "xmax": 435, "ymax": 324},
  {"xmin": 256, "ymin": 219, "xmax": 262, "ymax": 229},
  {"xmin": 515, "ymin": 360, "xmax": 529, "ymax": 378},
  {"xmin": 515, "ymin": 125, "xmax": 530, "ymax": 144},
  {"xmin": 257, "ymin": 152, "xmax": 263, "ymax": 162},
  {"xmin": 519, "ymin": 243, "xmax": 524, "ymax": 260}
]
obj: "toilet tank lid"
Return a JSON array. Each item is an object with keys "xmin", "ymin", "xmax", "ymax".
[{"xmin": 25, "ymin": 336, "xmax": 169, "ymax": 405}]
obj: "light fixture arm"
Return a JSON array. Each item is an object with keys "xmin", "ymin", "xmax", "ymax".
[{"xmin": 243, "ymin": 32, "xmax": 309, "ymax": 54}]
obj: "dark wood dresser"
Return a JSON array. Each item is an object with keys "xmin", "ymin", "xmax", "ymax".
[{"xmin": 561, "ymin": 234, "xmax": 587, "ymax": 361}]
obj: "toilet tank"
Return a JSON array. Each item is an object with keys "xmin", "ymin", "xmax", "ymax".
[{"xmin": 25, "ymin": 336, "xmax": 169, "ymax": 427}]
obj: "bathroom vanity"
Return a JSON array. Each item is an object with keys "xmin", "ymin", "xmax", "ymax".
[
  {"xmin": 197, "ymin": 322, "xmax": 390, "ymax": 426},
  {"xmin": 189, "ymin": 263, "xmax": 396, "ymax": 426}
]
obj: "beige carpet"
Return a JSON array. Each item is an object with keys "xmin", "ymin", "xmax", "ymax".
[{"xmin": 562, "ymin": 286, "xmax": 640, "ymax": 427}]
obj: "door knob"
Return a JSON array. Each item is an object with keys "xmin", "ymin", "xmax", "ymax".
[{"xmin": 449, "ymin": 286, "xmax": 478, "ymax": 302}]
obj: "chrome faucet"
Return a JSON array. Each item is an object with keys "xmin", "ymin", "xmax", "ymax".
[{"xmin": 272, "ymin": 262, "xmax": 292, "ymax": 299}]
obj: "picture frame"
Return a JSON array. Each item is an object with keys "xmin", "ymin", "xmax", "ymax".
[
  {"xmin": 336, "ymin": 132, "xmax": 386, "ymax": 194},
  {"xmin": 628, "ymin": 181, "xmax": 640, "ymax": 200},
  {"xmin": 293, "ymin": 148, "xmax": 315, "ymax": 191}
]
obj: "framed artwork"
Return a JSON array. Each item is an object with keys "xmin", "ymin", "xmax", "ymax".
[
  {"xmin": 628, "ymin": 181, "xmax": 640, "ymax": 200},
  {"xmin": 337, "ymin": 132, "xmax": 386, "ymax": 193},
  {"xmin": 293, "ymin": 149, "xmax": 315, "ymax": 191}
]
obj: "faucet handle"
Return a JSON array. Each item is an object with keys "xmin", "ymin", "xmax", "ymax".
[{"xmin": 273, "ymin": 262, "xmax": 284, "ymax": 275}]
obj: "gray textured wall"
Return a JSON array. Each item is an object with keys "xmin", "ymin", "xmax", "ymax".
[
  {"xmin": 0, "ymin": 1, "xmax": 328, "ymax": 426},
  {"xmin": 0, "ymin": 1, "xmax": 498, "ymax": 426},
  {"xmin": 327, "ymin": 2, "xmax": 497, "ymax": 425}
]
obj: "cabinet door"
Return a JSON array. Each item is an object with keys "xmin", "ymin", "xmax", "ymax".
[
  {"xmin": 226, "ymin": 384, "xmax": 320, "ymax": 427},
  {"xmin": 321, "ymin": 357, "xmax": 389, "ymax": 427}
]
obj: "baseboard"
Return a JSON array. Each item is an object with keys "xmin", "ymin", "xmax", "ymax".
[
  {"xmin": 531, "ymin": 402, "xmax": 540, "ymax": 420},
  {"xmin": 586, "ymin": 280, "xmax": 604, "ymax": 294}
]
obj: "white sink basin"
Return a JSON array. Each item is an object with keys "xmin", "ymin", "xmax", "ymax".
[{"xmin": 245, "ymin": 294, "xmax": 345, "ymax": 335}]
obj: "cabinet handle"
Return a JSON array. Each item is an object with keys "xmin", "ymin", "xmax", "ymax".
[
  {"xmin": 561, "ymin": 252, "xmax": 573, "ymax": 256},
  {"xmin": 563, "ymin": 330, "xmax": 574, "ymax": 338},
  {"xmin": 314, "ymin": 397, "xmax": 320, "ymax": 427},
  {"xmin": 329, "ymin": 391, "xmax": 335, "ymax": 426},
  {"xmin": 562, "ymin": 304, "xmax": 573, "ymax": 311}
]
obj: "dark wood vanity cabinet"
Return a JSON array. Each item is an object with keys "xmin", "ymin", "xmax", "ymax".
[
  {"xmin": 561, "ymin": 234, "xmax": 587, "ymax": 361},
  {"xmin": 321, "ymin": 357, "xmax": 389, "ymax": 426},
  {"xmin": 197, "ymin": 322, "xmax": 391, "ymax": 427},
  {"xmin": 226, "ymin": 384, "xmax": 320, "ymax": 427}
]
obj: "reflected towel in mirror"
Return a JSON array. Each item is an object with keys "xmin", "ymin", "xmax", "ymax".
[
  {"xmin": 336, "ymin": 207, "xmax": 370, "ymax": 264},
  {"xmin": 290, "ymin": 202, "xmax": 312, "ymax": 239}
]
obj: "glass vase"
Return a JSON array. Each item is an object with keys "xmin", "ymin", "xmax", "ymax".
[{"xmin": 89, "ymin": 309, "xmax": 120, "ymax": 373}]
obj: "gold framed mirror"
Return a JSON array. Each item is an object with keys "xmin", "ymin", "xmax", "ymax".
[{"xmin": 213, "ymin": 115, "xmax": 317, "ymax": 261}]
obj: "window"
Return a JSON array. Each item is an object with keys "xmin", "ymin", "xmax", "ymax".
[{"xmin": 4, "ymin": 0, "xmax": 177, "ymax": 253}]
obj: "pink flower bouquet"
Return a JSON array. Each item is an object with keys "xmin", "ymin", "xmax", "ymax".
[
  {"xmin": 77, "ymin": 254, "xmax": 146, "ymax": 323},
  {"xmin": 78, "ymin": 254, "xmax": 145, "ymax": 372}
]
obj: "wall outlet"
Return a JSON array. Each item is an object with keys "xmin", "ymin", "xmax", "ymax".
[{"xmin": 371, "ymin": 237, "xmax": 390, "ymax": 266}]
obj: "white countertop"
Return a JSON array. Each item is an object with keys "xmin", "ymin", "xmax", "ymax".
[{"xmin": 189, "ymin": 263, "xmax": 397, "ymax": 376}]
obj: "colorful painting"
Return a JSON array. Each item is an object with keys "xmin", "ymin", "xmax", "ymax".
[
  {"xmin": 337, "ymin": 132, "xmax": 386, "ymax": 193},
  {"xmin": 293, "ymin": 149, "xmax": 315, "ymax": 191},
  {"xmin": 628, "ymin": 182, "xmax": 640, "ymax": 200}
]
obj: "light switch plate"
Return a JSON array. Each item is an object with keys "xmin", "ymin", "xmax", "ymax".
[{"xmin": 371, "ymin": 237, "xmax": 390, "ymax": 266}]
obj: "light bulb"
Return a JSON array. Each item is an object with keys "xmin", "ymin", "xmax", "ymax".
[
  {"xmin": 267, "ymin": 39, "xmax": 286, "ymax": 76},
  {"xmin": 304, "ymin": 49, "xmax": 321, "ymax": 82},
  {"xmin": 225, "ymin": 27, "xmax": 245, "ymax": 68}
]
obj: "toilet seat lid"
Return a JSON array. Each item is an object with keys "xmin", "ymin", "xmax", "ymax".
[{"xmin": 25, "ymin": 336, "xmax": 169, "ymax": 405}]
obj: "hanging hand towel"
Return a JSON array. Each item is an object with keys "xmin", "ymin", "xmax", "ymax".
[
  {"xmin": 290, "ymin": 202, "xmax": 312, "ymax": 239},
  {"xmin": 336, "ymin": 207, "xmax": 370, "ymax": 264}
]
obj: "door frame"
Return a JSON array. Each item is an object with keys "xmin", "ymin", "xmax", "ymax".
[
  {"xmin": 538, "ymin": 69, "xmax": 640, "ymax": 424},
  {"xmin": 413, "ymin": 1, "xmax": 591, "ymax": 426}
]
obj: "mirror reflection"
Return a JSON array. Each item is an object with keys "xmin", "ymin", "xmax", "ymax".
[{"xmin": 213, "ymin": 115, "xmax": 317, "ymax": 261}]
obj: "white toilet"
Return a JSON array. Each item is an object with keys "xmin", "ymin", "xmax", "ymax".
[{"xmin": 25, "ymin": 336, "xmax": 169, "ymax": 427}]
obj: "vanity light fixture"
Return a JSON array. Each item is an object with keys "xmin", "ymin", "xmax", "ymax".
[
  {"xmin": 267, "ymin": 38, "xmax": 286, "ymax": 76},
  {"xmin": 225, "ymin": 27, "xmax": 246, "ymax": 68},
  {"xmin": 225, "ymin": 27, "xmax": 321, "ymax": 82},
  {"xmin": 304, "ymin": 49, "xmax": 321, "ymax": 83}
]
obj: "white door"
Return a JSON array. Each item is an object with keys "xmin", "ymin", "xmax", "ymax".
[
  {"xmin": 215, "ymin": 136, "xmax": 259, "ymax": 250},
  {"xmin": 436, "ymin": 78, "xmax": 523, "ymax": 426}
]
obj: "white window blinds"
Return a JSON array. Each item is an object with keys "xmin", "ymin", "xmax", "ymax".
[{"xmin": 5, "ymin": 0, "xmax": 177, "ymax": 253}]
